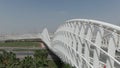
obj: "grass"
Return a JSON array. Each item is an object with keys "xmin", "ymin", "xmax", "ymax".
[
  {"xmin": 13, "ymin": 49, "xmax": 42, "ymax": 51},
  {"xmin": 0, "ymin": 42, "xmax": 40, "ymax": 47},
  {"xmin": 47, "ymin": 60, "xmax": 58, "ymax": 68}
]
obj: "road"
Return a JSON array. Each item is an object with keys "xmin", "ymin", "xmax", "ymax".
[{"xmin": 0, "ymin": 47, "xmax": 44, "ymax": 51}]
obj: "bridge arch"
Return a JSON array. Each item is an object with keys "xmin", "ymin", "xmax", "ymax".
[{"xmin": 41, "ymin": 19, "xmax": 120, "ymax": 68}]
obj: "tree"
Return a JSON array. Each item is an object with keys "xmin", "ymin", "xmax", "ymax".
[
  {"xmin": 20, "ymin": 56, "xmax": 35, "ymax": 68},
  {"xmin": 62, "ymin": 63, "xmax": 73, "ymax": 68},
  {"xmin": 34, "ymin": 50, "xmax": 48, "ymax": 67},
  {"xmin": 0, "ymin": 50, "xmax": 20, "ymax": 68}
]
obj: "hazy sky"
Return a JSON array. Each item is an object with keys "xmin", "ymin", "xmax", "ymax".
[{"xmin": 0, "ymin": 0, "xmax": 120, "ymax": 34}]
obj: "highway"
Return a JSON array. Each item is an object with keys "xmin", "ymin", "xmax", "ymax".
[
  {"xmin": 0, "ymin": 47, "xmax": 44, "ymax": 50},
  {"xmin": 0, "ymin": 47, "xmax": 45, "ymax": 59}
]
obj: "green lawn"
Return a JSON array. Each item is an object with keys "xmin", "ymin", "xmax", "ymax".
[
  {"xmin": 0, "ymin": 42, "xmax": 40, "ymax": 47},
  {"xmin": 48, "ymin": 60, "xmax": 58, "ymax": 68}
]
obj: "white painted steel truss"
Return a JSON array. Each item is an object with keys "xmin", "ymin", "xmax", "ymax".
[{"xmin": 41, "ymin": 19, "xmax": 120, "ymax": 68}]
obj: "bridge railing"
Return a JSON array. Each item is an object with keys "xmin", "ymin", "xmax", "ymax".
[{"xmin": 41, "ymin": 19, "xmax": 120, "ymax": 68}]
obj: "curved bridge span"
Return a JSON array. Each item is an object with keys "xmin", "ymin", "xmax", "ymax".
[{"xmin": 41, "ymin": 19, "xmax": 120, "ymax": 68}]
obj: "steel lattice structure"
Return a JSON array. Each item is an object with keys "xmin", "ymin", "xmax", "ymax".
[{"xmin": 41, "ymin": 19, "xmax": 120, "ymax": 68}]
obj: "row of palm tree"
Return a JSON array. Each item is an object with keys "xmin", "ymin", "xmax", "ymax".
[{"xmin": 0, "ymin": 50, "xmax": 72, "ymax": 68}]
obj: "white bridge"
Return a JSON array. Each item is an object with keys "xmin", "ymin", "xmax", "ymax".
[
  {"xmin": 0, "ymin": 19, "xmax": 120, "ymax": 68},
  {"xmin": 40, "ymin": 19, "xmax": 120, "ymax": 68}
]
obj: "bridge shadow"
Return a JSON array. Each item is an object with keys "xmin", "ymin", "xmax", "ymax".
[{"xmin": 42, "ymin": 42, "xmax": 64, "ymax": 68}]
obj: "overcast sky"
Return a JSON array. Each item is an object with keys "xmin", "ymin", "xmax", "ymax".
[{"xmin": 0, "ymin": 0, "xmax": 120, "ymax": 34}]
